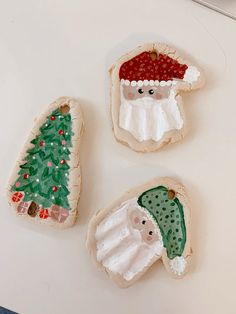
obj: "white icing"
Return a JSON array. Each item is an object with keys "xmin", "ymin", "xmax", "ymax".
[
  {"xmin": 119, "ymin": 87, "xmax": 184, "ymax": 142},
  {"xmin": 95, "ymin": 198, "xmax": 163, "ymax": 281},
  {"xmin": 121, "ymin": 79, "xmax": 177, "ymax": 87},
  {"xmin": 183, "ymin": 66, "xmax": 200, "ymax": 84},
  {"xmin": 169, "ymin": 256, "xmax": 187, "ymax": 275},
  {"xmin": 149, "ymin": 80, "xmax": 155, "ymax": 86}
]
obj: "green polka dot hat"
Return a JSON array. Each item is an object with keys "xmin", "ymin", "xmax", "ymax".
[{"xmin": 137, "ymin": 186, "xmax": 186, "ymax": 259}]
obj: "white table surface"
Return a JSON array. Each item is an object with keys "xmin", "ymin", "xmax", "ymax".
[{"xmin": 0, "ymin": 1, "xmax": 235, "ymax": 313}]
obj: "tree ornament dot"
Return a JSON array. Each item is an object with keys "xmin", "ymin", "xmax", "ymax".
[
  {"xmin": 23, "ymin": 173, "xmax": 29, "ymax": 179},
  {"xmin": 40, "ymin": 140, "xmax": 45, "ymax": 147},
  {"xmin": 58, "ymin": 129, "xmax": 64, "ymax": 135},
  {"xmin": 51, "ymin": 116, "xmax": 56, "ymax": 121},
  {"xmin": 61, "ymin": 140, "xmax": 66, "ymax": 145},
  {"xmin": 52, "ymin": 186, "xmax": 58, "ymax": 192},
  {"xmin": 60, "ymin": 159, "xmax": 66, "ymax": 164}
]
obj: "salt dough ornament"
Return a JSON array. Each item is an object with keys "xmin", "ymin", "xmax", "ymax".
[
  {"xmin": 87, "ymin": 177, "xmax": 191, "ymax": 288},
  {"xmin": 7, "ymin": 97, "xmax": 84, "ymax": 228},
  {"xmin": 110, "ymin": 43, "xmax": 204, "ymax": 152}
]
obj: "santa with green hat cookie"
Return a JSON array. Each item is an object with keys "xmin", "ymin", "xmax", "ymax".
[{"xmin": 87, "ymin": 177, "xmax": 192, "ymax": 288}]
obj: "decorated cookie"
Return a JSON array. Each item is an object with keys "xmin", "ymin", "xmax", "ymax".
[
  {"xmin": 110, "ymin": 43, "xmax": 204, "ymax": 152},
  {"xmin": 7, "ymin": 97, "xmax": 84, "ymax": 228},
  {"xmin": 87, "ymin": 177, "xmax": 191, "ymax": 288}
]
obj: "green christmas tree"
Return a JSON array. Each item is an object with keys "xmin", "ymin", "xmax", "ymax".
[{"xmin": 12, "ymin": 107, "xmax": 73, "ymax": 211}]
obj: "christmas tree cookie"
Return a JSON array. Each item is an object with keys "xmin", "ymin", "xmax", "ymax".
[
  {"xmin": 7, "ymin": 97, "xmax": 84, "ymax": 228},
  {"xmin": 87, "ymin": 177, "xmax": 191, "ymax": 288},
  {"xmin": 110, "ymin": 43, "xmax": 204, "ymax": 152}
]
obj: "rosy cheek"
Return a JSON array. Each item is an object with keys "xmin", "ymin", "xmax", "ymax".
[
  {"xmin": 134, "ymin": 217, "xmax": 140, "ymax": 224},
  {"xmin": 155, "ymin": 93, "xmax": 163, "ymax": 100},
  {"xmin": 146, "ymin": 235, "xmax": 153, "ymax": 242},
  {"xmin": 127, "ymin": 92, "xmax": 135, "ymax": 100}
]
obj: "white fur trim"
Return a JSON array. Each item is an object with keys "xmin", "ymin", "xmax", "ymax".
[
  {"xmin": 169, "ymin": 256, "xmax": 187, "ymax": 275},
  {"xmin": 149, "ymin": 80, "xmax": 155, "ymax": 86},
  {"xmin": 183, "ymin": 66, "xmax": 200, "ymax": 84},
  {"xmin": 120, "ymin": 79, "xmax": 176, "ymax": 87}
]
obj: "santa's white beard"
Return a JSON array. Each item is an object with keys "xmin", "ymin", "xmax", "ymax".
[
  {"xmin": 119, "ymin": 90, "xmax": 184, "ymax": 142},
  {"xmin": 95, "ymin": 198, "xmax": 163, "ymax": 281}
]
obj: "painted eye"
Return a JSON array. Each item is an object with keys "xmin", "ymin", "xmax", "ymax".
[
  {"xmin": 148, "ymin": 89, "xmax": 154, "ymax": 95},
  {"xmin": 149, "ymin": 231, "xmax": 153, "ymax": 235},
  {"xmin": 142, "ymin": 220, "xmax": 146, "ymax": 225},
  {"xmin": 138, "ymin": 88, "xmax": 144, "ymax": 94}
]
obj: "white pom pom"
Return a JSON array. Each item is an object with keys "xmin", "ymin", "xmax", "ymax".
[
  {"xmin": 169, "ymin": 256, "xmax": 187, "ymax": 275},
  {"xmin": 183, "ymin": 66, "xmax": 200, "ymax": 84}
]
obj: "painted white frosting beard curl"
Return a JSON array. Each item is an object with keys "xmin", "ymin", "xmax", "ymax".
[
  {"xmin": 119, "ymin": 88, "xmax": 184, "ymax": 142},
  {"xmin": 95, "ymin": 198, "xmax": 163, "ymax": 281}
]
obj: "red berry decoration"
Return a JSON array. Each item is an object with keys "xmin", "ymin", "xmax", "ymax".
[
  {"xmin": 50, "ymin": 116, "xmax": 56, "ymax": 121},
  {"xmin": 39, "ymin": 140, "xmax": 45, "ymax": 147},
  {"xmin": 23, "ymin": 173, "xmax": 29, "ymax": 179},
  {"xmin": 58, "ymin": 129, "xmax": 64, "ymax": 135},
  {"xmin": 60, "ymin": 159, "xmax": 66, "ymax": 164},
  {"xmin": 52, "ymin": 186, "xmax": 58, "ymax": 192},
  {"xmin": 39, "ymin": 209, "xmax": 49, "ymax": 219},
  {"xmin": 12, "ymin": 192, "xmax": 23, "ymax": 203}
]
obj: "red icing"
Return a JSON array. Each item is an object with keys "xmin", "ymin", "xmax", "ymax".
[
  {"xmin": 58, "ymin": 129, "xmax": 64, "ymax": 135},
  {"xmin": 12, "ymin": 192, "xmax": 23, "ymax": 203},
  {"xmin": 23, "ymin": 174, "xmax": 29, "ymax": 179},
  {"xmin": 39, "ymin": 140, "xmax": 45, "ymax": 147},
  {"xmin": 60, "ymin": 159, "xmax": 66, "ymax": 164},
  {"xmin": 119, "ymin": 51, "xmax": 188, "ymax": 81},
  {"xmin": 39, "ymin": 209, "xmax": 49, "ymax": 219},
  {"xmin": 52, "ymin": 186, "xmax": 58, "ymax": 192},
  {"xmin": 50, "ymin": 116, "xmax": 56, "ymax": 121}
]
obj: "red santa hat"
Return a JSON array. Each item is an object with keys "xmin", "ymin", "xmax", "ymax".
[{"xmin": 119, "ymin": 51, "xmax": 197, "ymax": 87}]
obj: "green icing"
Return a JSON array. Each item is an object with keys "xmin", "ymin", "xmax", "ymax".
[
  {"xmin": 137, "ymin": 186, "xmax": 186, "ymax": 259},
  {"xmin": 11, "ymin": 108, "xmax": 74, "ymax": 210}
]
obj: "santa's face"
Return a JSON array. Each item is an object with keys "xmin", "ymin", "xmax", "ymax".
[
  {"xmin": 95, "ymin": 198, "xmax": 163, "ymax": 282},
  {"xmin": 122, "ymin": 84, "xmax": 171, "ymax": 101},
  {"xmin": 119, "ymin": 83, "xmax": 184, "ymax": 142}
]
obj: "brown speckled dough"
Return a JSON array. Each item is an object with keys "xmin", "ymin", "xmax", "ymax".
[
  {"xmin": 7, "ymin": 97, "xmax": 84, "ymax": 228},
  {"xmin": 87, "ymin": 177, "xmax": 192, "ymax": 288},
  {"xmin": 110, "ymin": 43, "xmax": 204, "ymax": 152}
]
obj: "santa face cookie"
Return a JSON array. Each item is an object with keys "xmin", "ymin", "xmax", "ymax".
[
  {"xmin": 110, "ymin": 43, "xmax": 204, "ymax": 152},
  {"xmin": 7, "ymin": 97, "xmax": 84, "ymax": 228},
  {"xmin": 87, "ymin": 177, "xmax": 191, "ymax": 288}
]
